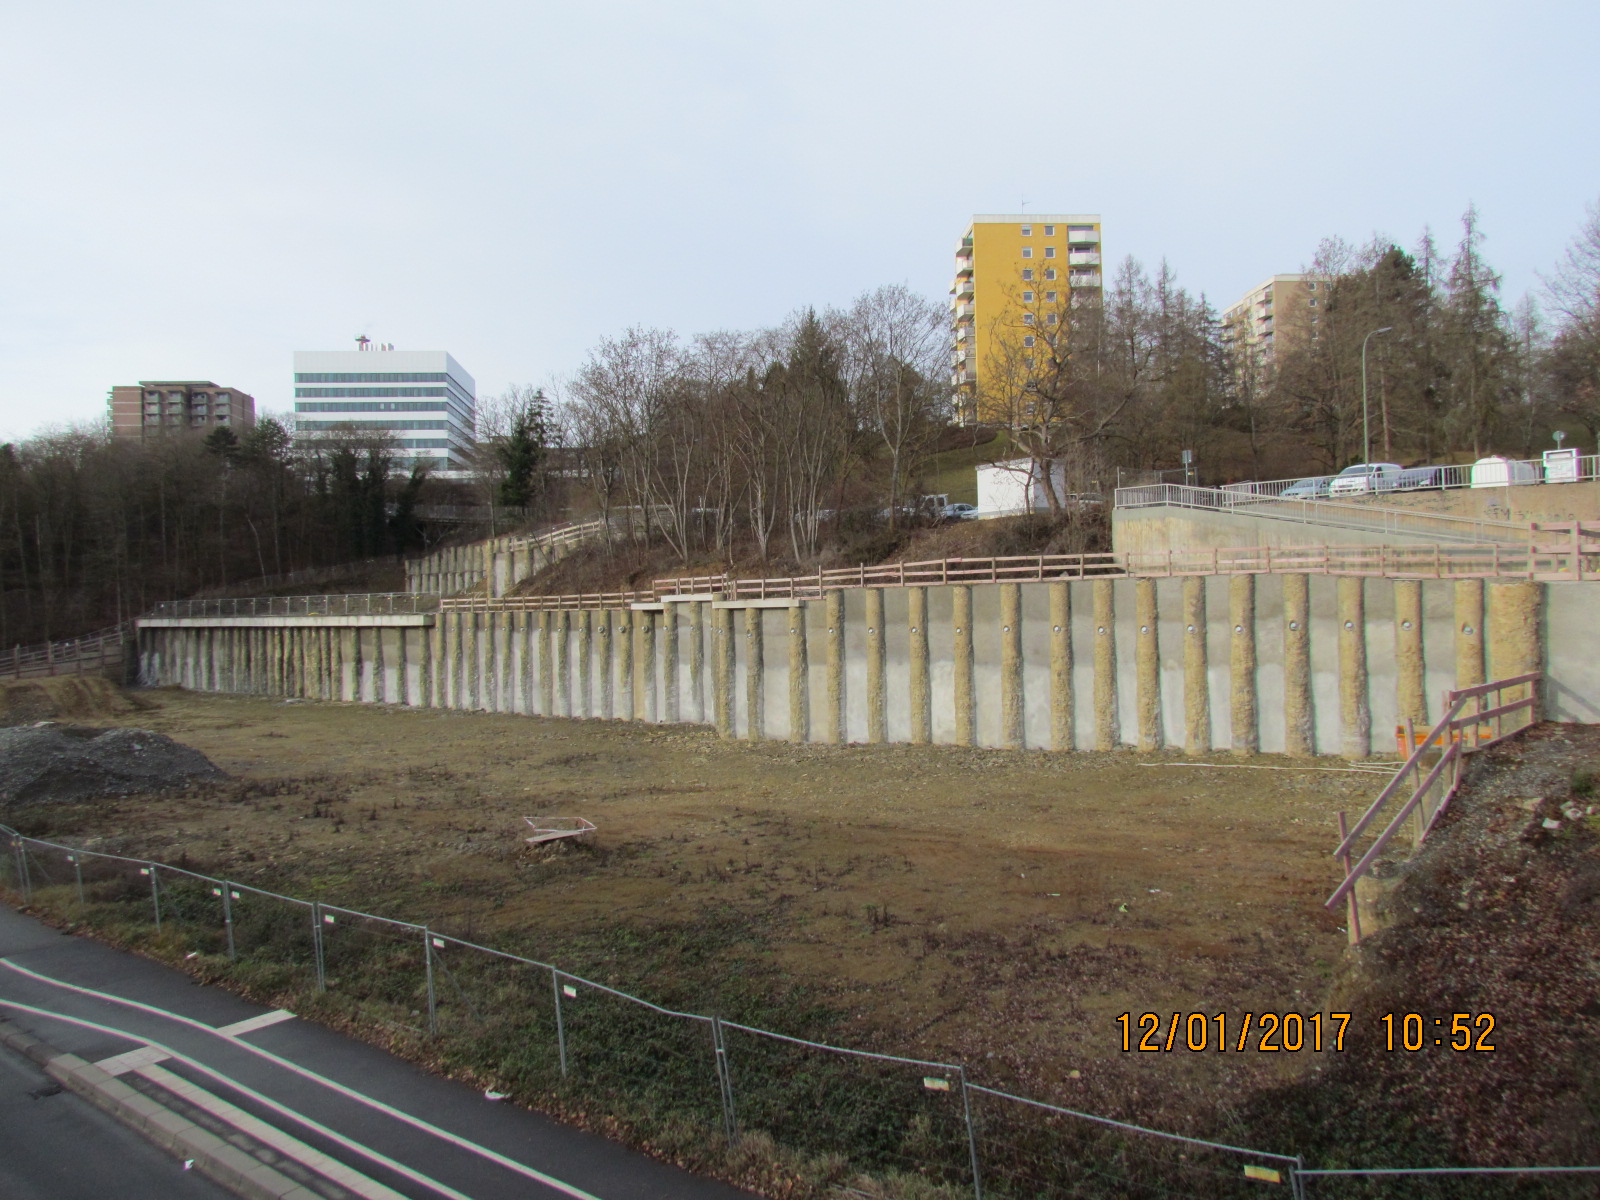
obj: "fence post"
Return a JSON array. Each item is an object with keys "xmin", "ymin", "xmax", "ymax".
[
  {"xmin": 218, "ymin": 883, "xmax": 236, "ymax": 960},
  {"xmin": 424, "ymin": 928, "xmax": 439, "ymax": 1036},
  {"xmin": 710, "ymin": 1015, "xmax": 738, "ymax": 1146},
  {"xmin": 551, "ymin": 968, "xmax": 569, "ymax": 1077},
  {"xmin": 69, "ymin": 854, "xmax": 84, "ymax": 906},
  {"xmin": 15, "ymin": 838, "xmax": 32, "ymax": 904},
  {"xmin": 1289, "ymin": 1157, "xmax": 1307, "ymax": 1200},
  {"xmin": 142, "ymin": 864, "xmax": 160, "ymax": 930},
  {"xmin": 959, "ymin": 1067, "xmax": 984, "ymax": 1200},
  {"xmin": 312, "ymin": 902, "xmax": 327, "ymax": 992}
]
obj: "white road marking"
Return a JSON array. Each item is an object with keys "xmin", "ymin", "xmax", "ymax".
[
  {"xmin": 0, "ymin": 959, "xmax": 606, "ymax": 1200},
  {"xmin": 94, "ymin": 1045, "xmax": 171, "ymax": 1076},
  {"xmin": 138, "ymin": 1062, "xmax": 408, "ymax": 1200},
  {"xmin": 214, "ymin": 1009, "xmax": 296, "ymax": 1037},
  {"xmin": 0, "ymin": 996, "xmax": 476, "ymax": 1200}
]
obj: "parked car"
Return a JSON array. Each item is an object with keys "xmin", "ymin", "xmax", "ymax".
[
  {"xmin": 1328, "ymin": 462, "xmax": 1403, "ymax": 496},
  {"xmin": 1280, "ymin": 475, "xmax": 1334, "ymax": 499},
  {"xmin": 1395, "ymin": 466, "xmax": 1443, "ymax": 491},
  {"xmin": 940, "ymin": 502, "xmax": 978, "ymax": 521}
]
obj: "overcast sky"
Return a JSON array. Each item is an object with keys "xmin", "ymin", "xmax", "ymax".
[{"xmin": 2, "ymin": 0, "xmax": 1596, "ymax": 440}]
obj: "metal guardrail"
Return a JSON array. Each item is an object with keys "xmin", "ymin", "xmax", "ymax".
[
  {"xmin": 1112, "ymin": 484, "xmax": 1529, "ymax": 545},
  {"xmin": 148, "ymin": 593, "xmax": 441, "ymax": 619},
  {"xmin": 190, "ymin": 556, "xmax": 399, "ymax": 600},
  {"xmin": 1116, "ymin": 453, "xmax": 1600, "ymax": 510}
]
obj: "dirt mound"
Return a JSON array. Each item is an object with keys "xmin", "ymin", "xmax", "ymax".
[
  {"xmin": 0, "ymin": 677, "xmax": 147, "ymax": 727},
  {"xmin": 0, "ymin": 724, "xmax": 223, "ymax": 808}
]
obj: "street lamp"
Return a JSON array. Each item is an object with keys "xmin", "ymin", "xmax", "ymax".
[{"xmin": 1361, "ymin": 327, "xmax": 1393, "ymax": 463}]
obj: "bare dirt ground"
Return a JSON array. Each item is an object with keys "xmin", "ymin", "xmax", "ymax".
[{"xmin": 9, "ymin": 686, "xmax": 1380, "ymax": 1134}]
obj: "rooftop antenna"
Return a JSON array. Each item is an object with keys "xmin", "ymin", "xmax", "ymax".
[
  {"xmin": 356, "ymin": 335, "xmax": 371, "ymax": 351},
  {"xmin": 1020, "ymin": 198, "xmax": 1029, "ymax": 213}
]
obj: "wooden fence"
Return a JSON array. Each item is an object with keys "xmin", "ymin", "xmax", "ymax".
[{"xmin": 3, "ymin": 624, "xmax": 133, "ymax": 682}]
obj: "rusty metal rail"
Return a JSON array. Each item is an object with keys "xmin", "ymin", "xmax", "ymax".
[{"xmin": 1326, "ymin": 671, "xmax": 1540, "ymax": 941}]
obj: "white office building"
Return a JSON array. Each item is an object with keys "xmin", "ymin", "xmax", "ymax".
[{"xmin": 292, "ymin": 344, "xmax": 476, "ymax": 469}]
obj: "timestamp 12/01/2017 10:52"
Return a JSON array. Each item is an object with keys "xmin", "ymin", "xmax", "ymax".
[{"xmin": 1116, "ymin": 1011, "xmax": 1497, "ymax": 1053}]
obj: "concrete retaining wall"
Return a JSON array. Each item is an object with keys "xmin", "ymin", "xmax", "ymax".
[
  {"xmin": 139, "ymin": 577, "xmax": 1598, "ymax": 757},
  {"xmin": 1111, "ymin": 505, "xmax": 1520, "ymax": 556}
]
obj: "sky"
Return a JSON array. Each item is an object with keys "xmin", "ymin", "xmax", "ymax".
[{"xmin": 2, "ymin": 0, "xmax": 1597, "ymax": 440}]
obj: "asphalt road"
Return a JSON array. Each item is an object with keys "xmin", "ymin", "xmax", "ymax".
[
  {"xmin": 0, "ymin": 1034, "xmax": 232, "ymax": 1200},
  {"xmin": 0, "ymin": 905, "xmax": 754, "ymax": 1200}
]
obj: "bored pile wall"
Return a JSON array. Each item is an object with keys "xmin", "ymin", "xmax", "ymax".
[{"xmin": 137, "ymin": 576, "xmax": 1598, "ymax": 757}]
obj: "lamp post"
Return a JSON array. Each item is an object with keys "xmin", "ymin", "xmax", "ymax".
[{"xmin": 1360, "ymin": 326, "xmax": 1393, "ymax": 463}]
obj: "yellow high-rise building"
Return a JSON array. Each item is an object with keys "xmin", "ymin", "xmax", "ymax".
[{"xmin": 950, "ymin": 213, "xmax": 1103, "ymax": 423}]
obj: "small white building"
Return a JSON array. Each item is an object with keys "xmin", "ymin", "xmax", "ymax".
[{"xmin": 976, "ymin": 457, "xmax": 1069, "ymax": 516}]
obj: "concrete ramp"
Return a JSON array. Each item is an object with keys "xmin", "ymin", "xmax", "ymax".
[{"xmin": 1114, "ymin": 486, "xmax": 1527, "ymax": 555}]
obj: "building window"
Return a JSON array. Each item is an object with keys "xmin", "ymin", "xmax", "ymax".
[
  {"xmin": 1022, "ymin": 290, "xmax": 1034, "ymax": 302},
  {"xmin": 1044, "ymin": 247, "xmax": 1056, "ymax": 259},
  {"xmin": 1043, "ymin": 225, "xmax": 1055, "ymax": 236},
  {"xmin": 1022, "ymin": 268, "xmax": 1034, "ymax": 281},
  {"xmin": 1023, "ymin": 335, "xmax": 1036, "ymax": 348},
  {"xmin": 1046, "ymin": 291, "xmax": 1058, "ymax": 302},
  {"xmin": 1021, "ymin": 247, "xmax": 1032, "ymax": 259},
  {"xmin": 1023, "ymin": 314, "xmax": 1036, "ymax": 325},
  {"xmin": 1020, "ymin": 225, "xmax": 1032, "ymax": 236},
  {"xmin": 1308, "ymin": 298, "xmax": 1318, "ymax": 306},
  {"xmin": 1044, "ymin": 268, "xmax": 1057, "ymax": 280},
  {"xmin": 1307, "ymin": 281, "xmax": 1317, "ymax": 290},
  {"xmin": 1047, "ymin": 313, "xmax": 1059, "ymax": 325}
]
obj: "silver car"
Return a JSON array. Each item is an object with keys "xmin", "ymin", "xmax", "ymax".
[{"xmin": 1328, "ymin": 462, "xmax": 1403, "ymax": 496}]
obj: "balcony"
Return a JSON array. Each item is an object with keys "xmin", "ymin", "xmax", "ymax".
[
  {"xmin": 1066, "ymin": 228, "xmax": 1099, "ymax": 245},
  {"xmin": 955, "ymin": 279, "xmax": 974, "ymax": 298},
  {"xmin": 953, "ymin": 302, "xmax": 975, "ymax": 318},
  {"xmin": 955, "ymin": 258, "xmax": 974, "ymax": 276},
  {"xmin": 1068, "ymin": 251, "xmax": 1100, "ymax": 266},
  {"xmin": 1069, "ymin": 273, "xmax": 1102, "ymax": 288}
]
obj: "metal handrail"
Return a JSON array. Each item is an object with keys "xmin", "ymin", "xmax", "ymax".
[
  {"xmin": 1115, "ymin": 453, "xmax": 1600, "ymax": 511},
  {"xmin": 1113, "ymin": 484, "xmax": 1529, "ymax": 545},
  {"xmin": 148, "ymin": 593, "xmax": 440, "ymax": 619},
  {"xmin": 1326, "ymin": 672, "xmax": 1540, "ymax": 934}
]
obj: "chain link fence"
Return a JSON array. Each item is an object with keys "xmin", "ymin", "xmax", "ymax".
[{"xmin": 4, "ymin": 824, "xmax": 1597, "ymax": 1200}]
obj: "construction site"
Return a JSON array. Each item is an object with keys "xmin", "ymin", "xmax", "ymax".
[{"xmin": 5, "ymin": 474, "xmax": 1600, "ymax": 1198}]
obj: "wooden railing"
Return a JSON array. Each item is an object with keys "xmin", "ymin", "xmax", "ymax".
[
  {"xmin": 440, "ymin": 590, "xmax": 653, "ymax": 613},
  {"xmin": 1325, "ymin": 671, "xmax": 1541, "ymax": 942},
  {"xmin": 3, "ymin": 624, "xmax": 133, "ymax": 681}
]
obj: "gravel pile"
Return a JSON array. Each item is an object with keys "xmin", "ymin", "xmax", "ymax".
[{"xmin": 0, "ymin": 724, "xmax": 223, "ymax": 807}]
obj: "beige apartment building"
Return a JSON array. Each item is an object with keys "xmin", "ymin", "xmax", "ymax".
[
  {"xmin": 109, "ymin": 381, "xmax": 257, "ymax": 442},
  {"xmin": 1220, "ymin": 274, "xmax": 1327, "ymax": 387}
]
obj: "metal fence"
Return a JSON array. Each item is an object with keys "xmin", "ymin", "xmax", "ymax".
[
  {"xmin": 1116, "ymin": 454, "xmax": 1600, "ymax": 509},
  {"xmin": 147, "ymin": 593, "xmax": 441, "ymax": 619},
  {"xmin": 1111, "ymin": 484, "xmax": 1528, "ymax": 546},
  {"xmin": 4, "ymin": 825, "xmax": 1596, "ymax": 1197},
  {"xmin": 189, "ymin": 556, "xmax": 400, "ymax": 600}
]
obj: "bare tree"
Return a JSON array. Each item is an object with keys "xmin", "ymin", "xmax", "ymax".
[{"xmin": 839, "ymin": 285, "xmax": 948, "ymax": 526}]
